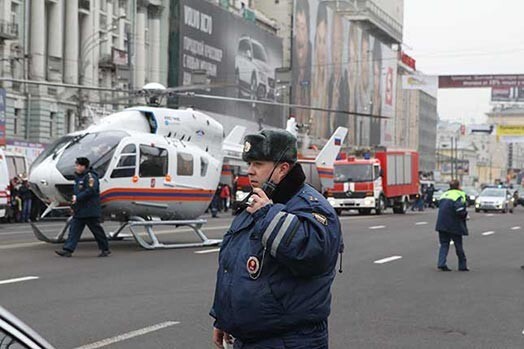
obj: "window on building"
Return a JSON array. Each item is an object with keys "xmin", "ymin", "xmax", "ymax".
[
  {"xmin": 139, "ymin": 145, "xmax": 168, "ymax": 177},
  {"xmin": 177, "ymin": 153, "xmax": 194, "ymax": 176},
  {"xmin": 111, "ymin": 144, "xmax": 137, "ymax": 178},
  {"xmin": 10, "ymin": 2, "xmax": 19, "ymax": 25},
  {"xmin": 49, "ymin": 112, "xmax": 56, "ymax": 138},
  {"xmin": 200, "ymin": 157, "xmax": 208, "ymax": 177},
  {"xmin": 66, "ymin": 110, "xmax": 75, "ymax": 133}
]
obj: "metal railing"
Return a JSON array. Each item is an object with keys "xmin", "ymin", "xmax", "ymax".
[
  {"xmin": 339, "ymin": 0, "xmax": 402, "ymax": 43},
  {"xmin": 0, "ymin": 19, "xmax": 19, "ymax": 39}
]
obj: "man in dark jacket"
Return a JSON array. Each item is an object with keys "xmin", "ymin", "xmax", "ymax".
[
  {"xmin": 435, "ymin": 180, "xmax": 468, "ymax": 271},
  {"xmin": 210, "ymin": 130, "xmax": 343, "ymax": 349},
  {"xmin": 55, "ymin": 157, "xmax": 110, "ymax": 257}
]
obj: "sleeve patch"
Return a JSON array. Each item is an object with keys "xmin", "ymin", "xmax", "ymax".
[
  {"xmin": 312, "ymin": 212, "xmax": 328, "ymax": 225},
  {"xmin": 88, "ymin": 176, "xmax": 95, "ymax": 188}
]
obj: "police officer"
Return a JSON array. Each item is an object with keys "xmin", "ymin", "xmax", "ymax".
[
  {"xmin": 210, "ymin": 130, "xmax": 343, "ymax": 349},
  {"xmin": 55, "ymin": 157, "xmax": 111, "ymax": 257},
  {"xmin": 435, "ymin": 179, "xmax": 468, "ymax": 271}
]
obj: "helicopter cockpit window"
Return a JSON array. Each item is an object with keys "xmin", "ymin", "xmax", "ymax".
[
  {"xmin": 30, "ymin": 135, "xmax": 74, "ymax": 173},
  {"xmin": 111, "ymin": 144, "xmax": 137, "ymax": 178},
  {"xmin": 139, "ymin": 145, "xmax": 168, "ymax": 177},
  {"xmin": 56, "ymin": 131, "xmax": 127, "ymax": 180},
  {"xmin": 177, "ymin": 153, "xmax": 194, "ymax": 176},
  {"xmin": 200, "ymin": 157, "xmax": 208, "ymax": 177}
]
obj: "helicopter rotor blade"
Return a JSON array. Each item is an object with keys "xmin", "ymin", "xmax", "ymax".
[{"xmin": 176, "ymin": 92, "xmax": 391, "ymax": 119}]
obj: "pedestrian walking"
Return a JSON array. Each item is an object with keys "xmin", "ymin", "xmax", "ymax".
[
  {"xmin": 435, "ymin": 180, "xmax": 469, "ymax": 271},
  {"xmin": 220, "ymin": 184, "xmax": 231, "ymax": 212},
  {"xmin": 55, "ymin": 157, "xmax": 111, "ymax": 257},
  {"xmin": 18, "ymin": 178, "xmax": 32, "ymax": 222},
  {"xmin": 210, "ymin": 130, "xmax": 343, "ymax": 349}
]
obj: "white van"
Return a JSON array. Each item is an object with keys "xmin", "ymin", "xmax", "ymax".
[{"xmin": 0, "ymin": 149, "xmax": 10, "ymax": 218}]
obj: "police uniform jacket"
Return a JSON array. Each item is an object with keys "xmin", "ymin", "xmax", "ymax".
[
  {"xmin": 73, "ymin": 169, "xmax": 102, "ymax": 218},
  {"xmin": 435, "ymin": 189, "xmax": 468, "ymax": 236},
  {"xmin": 210, "ymin": 164, "xmax": 342, "ymax": 343}
]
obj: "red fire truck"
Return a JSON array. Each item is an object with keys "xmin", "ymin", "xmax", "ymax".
[{"xmin": 329, "ymin": 149, "xmax": 419, "ymax": 215}]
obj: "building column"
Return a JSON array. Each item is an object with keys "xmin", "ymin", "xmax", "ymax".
[
  {"xmin": 47, "ymin": 0, "xmax": 63, "ymax": 82},
  {"xmin": 64, "ymin": 0, "xmax": 79, "ymax": 84},
  {"xmin": 149, "ymin": 6, "xmax": 162, "ymax": 83},
  {"xmin": 134, "ymin": 6, "xmax": 147, "ymax": 88},
  {"xmin": 80, "ymin": 12, "xmax": 94, "ymax": 85},
  {"xmin": 29, "ymin": 0, "xmax": 46, "ymax": 80}
]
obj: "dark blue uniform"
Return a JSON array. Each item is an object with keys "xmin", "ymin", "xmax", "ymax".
[
  {"xmin": 63, "ymin": 170, "xmax": 109, "ymax": 252},
  {"xmin": 210, "ymin": 165, "xmax": 342, "ymax": 348},
  {"xmin": 435, "ymin": 189, "xmax": 468, "ymax": 270}
]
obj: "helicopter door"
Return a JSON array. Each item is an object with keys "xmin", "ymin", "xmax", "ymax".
[{"xmin": 137, "ymin": 144, "xmax": 169, "ymax": 192}]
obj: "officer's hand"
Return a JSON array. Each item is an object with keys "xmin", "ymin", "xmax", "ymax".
[
  {"xmin": 213, "ymin": 328, "xmax": 233, "ymax": 348},
  {"xmin": 71, "ymin": 195, "xmax": 77, "ymax": 205},
  {"xmin": 246, "ymin": 188, "xmax": 272, "ymax": 214}
]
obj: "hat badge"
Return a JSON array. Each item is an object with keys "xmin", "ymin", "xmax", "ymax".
[{"xmin": 244, "ymin": 141, "xmax": 251, "ymax": 152}]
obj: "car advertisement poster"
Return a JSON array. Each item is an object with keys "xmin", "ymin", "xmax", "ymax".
[
  {"xmin": 291, "ymin": 0, "xmax": 397, "ymax": 145},
  {"xmin": 178, "ymin": 0, "xmax": 284, "ymax": 128}
]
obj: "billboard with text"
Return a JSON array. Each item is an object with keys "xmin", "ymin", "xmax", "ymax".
[{"xmin": 178, "ymin": 0, "xmax": 284, "ymax": 127}]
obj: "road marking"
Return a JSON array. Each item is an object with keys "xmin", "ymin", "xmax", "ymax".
[
  {"xmin": 482, "ymin": 231, "xmax": 495, "ymax": 236},
  {"xmin": 415, "ymin": 221, "xmax": 428, "ymax": 225},
  {"xmin": 74, "ymin": 321, "xmax": 180, "ymax": 349},
  {"xmin": 369, "ymin": 225, "xmax": 386, "ymax": 230},
  {"xmin": 511, "ymin": 226, "xmax": 521, "ymax": 230},
  {"xmin": 0, "ymin": 242, "xmax": 45, "ymax": 250},
  {"xmin": 374, "ymin": 256, "xmax": 402, "ymax": 264},
  {"xmin": 0, "ymin": 276, "xmax": 39, "ymax": 285},
  {"xmin": 486, "ymin": 214, "xmax": 494, "ymax": 217},
  {"xmin": 450, "ymin": 241, "xmax": 454, "ymax": 245},
  {"xmin": 194, "ymin": 248, "xmax": 221, "ymax": 254}
]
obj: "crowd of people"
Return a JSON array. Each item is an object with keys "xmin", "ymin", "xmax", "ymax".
[
  {"xmin": 5, "ymin": 174, "xmax": 39, "ymax": 223},
  {"xmin": 411, "ymin": 183, "xmax": 436, "ymax": 212}
]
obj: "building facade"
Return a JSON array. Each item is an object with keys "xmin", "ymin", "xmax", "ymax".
[
  {"xmin": 0, "ymin": 0, "xmax": 169, "ymax": 148},
  {"xmin": 417, "ymin": 90, "xmax": 437, "ymax": 172}
]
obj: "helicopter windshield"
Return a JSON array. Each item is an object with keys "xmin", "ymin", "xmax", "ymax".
[
  {"xmin": 56, "ymin": 131, "xmax": 128, "ymax": 180},
  {"xmin": 30, "ymin": 135, "xmax": 75, "ymax": 173}
]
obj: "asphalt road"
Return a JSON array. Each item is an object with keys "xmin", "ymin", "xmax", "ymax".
[{"xmin": 1, "ymin": 207, "xmax": 524, "ymax": 348}]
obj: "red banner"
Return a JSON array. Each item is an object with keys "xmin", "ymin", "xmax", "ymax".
[{"xmin": 439, "ymin": 74, "xmax": 524, "ymax": 88}]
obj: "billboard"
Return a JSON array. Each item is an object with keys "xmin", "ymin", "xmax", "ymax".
[
  {"xmin": 439, "ymin": 74, "xmax": 524, "ymax": 89},
  {"xmin": 178, "ymin": 0, "xmax": 284, "ymax": 127},
  {"xmin": 0, "ymin": 88, "xmax": 5, "ymax": 146},
  {"xmin": 291, "ymin": 0, "xmax": 397, "ymax": 145},
  {"xmin": 491, "ymin": 86, "xmax": 524, "ymax": 102}
]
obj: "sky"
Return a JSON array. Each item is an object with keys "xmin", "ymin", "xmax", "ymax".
[{"xmin": 403, "ymin": 0, "xmax": 524, "ymax": 124}]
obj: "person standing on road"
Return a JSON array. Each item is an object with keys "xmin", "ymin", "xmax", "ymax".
[
  {"xmin": 210, "ymin": 130, "xmax": 343, "ymax": 349},
  {"xmin": 18, "ymin": 178, "xmax": 32, "ymax": 223},
  {"xmin": 55, "ymin": 157, "xmax": 111, "ymax": 258},
  {"xmin": 220, "ymin": 184, "xmax": 231, "ymax": 213},
  {"xmin": 435, "ymin": 179, "xmax": 469, "ymax": 272}
]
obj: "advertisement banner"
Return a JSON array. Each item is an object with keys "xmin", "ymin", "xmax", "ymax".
[
  {"xmin": 439, "ymin": 74, "xmax": 524, "ymax": 89},
  {"xmin": 496, "ymin": 125, "xmax": 524, "ymax": 136},
  {"xmin": 491, "ymin": 87, "xmax": 512, "ymax": 101},
  {"xmin": 402, "ymin": 74, "xmax": 438, "ymax": 97},
  {"xmin": 0, "ymin": 88, "xmax": 6, "ymax": 146},
  {"xmin": 291, "ymin": 0, "xmax": 397, "ymax": 145},
  {"xmin": 178, "ymin": 0, "xmax": 284, "ymax": 127},
  {"xmin": 5, "ymin": 140, "xmax": 45, "ymax": 165}
]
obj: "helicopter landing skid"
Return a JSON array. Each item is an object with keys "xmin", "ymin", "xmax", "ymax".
[
  {"xmin": 127, "ymin": 217, "xmax": 221, "ymax": 250},
  {"xmin": 30, "ymin": 217, "xmax": 73, "ymax": 244}
]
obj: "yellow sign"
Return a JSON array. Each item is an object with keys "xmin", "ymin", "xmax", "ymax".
[{"xmin": 496, "ymin": 125, "xmax": 524, "ymax": 136}]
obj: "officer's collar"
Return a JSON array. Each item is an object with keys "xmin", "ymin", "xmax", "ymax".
[{"xmin": 272, "ymin": 163, "xmax": 306, "ymax": 204}]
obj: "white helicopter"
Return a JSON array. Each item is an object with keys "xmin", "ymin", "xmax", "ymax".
[{"xmin": 27, "ymin": 81, "xmax": 383, "ymax": 250}]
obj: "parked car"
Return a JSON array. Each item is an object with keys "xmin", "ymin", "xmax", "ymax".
[
  {"xmin": 462, "ymin": 186, "xmax": 479, "ymax": 206},
  {"xmin": 515, "ymin": 188, "xmax": 524, "ymax": 207},
  {"xmin": 475, "ymin": 188, "xmax": 514, "ymax": 213},
  {"xmin": 234, "ymin": 36, "xmax": 275, "ymax": 100},
  {"xmin": 0, "ymin": 306, "xmax": 55, "ymax": 348},
  {"xmin": 432, "ymin": 183, "xmax": 449, "ymax": 207}
]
